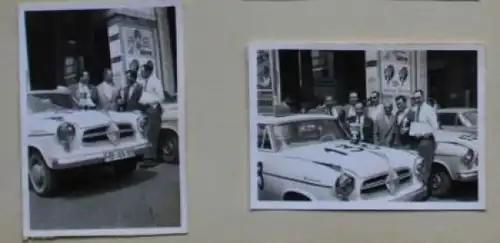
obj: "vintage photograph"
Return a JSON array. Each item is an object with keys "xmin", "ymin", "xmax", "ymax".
[
  {"xmin": 19, "ymin": 0, "xmax": 186, "ymax": 237},
  {"xmin": 249, "ymin": 43, "xmax": 485, "ymax": 210}
]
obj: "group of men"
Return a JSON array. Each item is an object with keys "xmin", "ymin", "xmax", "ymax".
[
  {"xmin": 320, "ymin": 90, "xmax": 440, "ymax": 201},
  {"xmin": 67, "ymin": 60, "xmax": 165, "ymax": 168}
]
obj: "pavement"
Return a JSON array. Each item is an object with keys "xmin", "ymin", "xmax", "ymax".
[
  {"xmin": 428, "ymin": 181, "xmax": 478, "ymax": 202},
  {"xmin": 29, "ymin": 162, "xmax": 181, "ymax": 230}
]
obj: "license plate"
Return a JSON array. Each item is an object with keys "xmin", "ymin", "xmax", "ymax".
[{"xmin": 104, "ymin": 149, "xmax": 135, "ymax": 162}]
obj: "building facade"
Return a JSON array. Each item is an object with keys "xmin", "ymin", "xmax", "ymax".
[
  {"xmin": 25, "ymin": 7, "xmax": 177, "ymax": 95},
  {"xmin": 256, "ymin": 49, "xmax": 476, "ymax": 113},
  {"xmin": 106, "ymin": 7, "xmax": 177, "ymax": 94}
]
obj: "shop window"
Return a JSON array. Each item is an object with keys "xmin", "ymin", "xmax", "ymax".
[
  {"xmin": 438, "ymin": 113, "xmax": 458, "ymax": 126},
  {"xmin": 311, "ymin": 51, "xmax": 334, "ymax": 82}
]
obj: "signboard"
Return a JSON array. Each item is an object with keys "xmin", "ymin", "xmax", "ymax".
[
  {"xmin": 121, "ymin": 26, "xmax": 157, "ymax": 74},
  {"xmin": 380, "ymin": 51, "xmax": 412, "ymax": 96}
]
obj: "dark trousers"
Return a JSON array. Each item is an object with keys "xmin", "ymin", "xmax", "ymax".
[
  {"xmin": 144, "ymin": 105, "xmax": 162, "ymax": 160},
  {"xmin": 416, "ymin": 138, "xmax": 436, "ymax": 198}
]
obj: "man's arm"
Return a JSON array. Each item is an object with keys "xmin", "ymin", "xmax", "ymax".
[
  {"xmin": 371, "ymin": 118, "xmax": 379, "ymax": 145},
  {"xmin": 426, "ymin": 105, "xmax": 439, "ymax": 130}
]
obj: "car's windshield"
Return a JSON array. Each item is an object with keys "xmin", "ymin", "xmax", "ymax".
[
  {"xmin": 27, "ymin": 93, "xmax": 77, "ymax": 113},
  {"xmin": 163, "ymin": 91, "xmax": 177, "ymax": 103},
  {"xmin": 271, "ymin": 118, "xmax": 347, "ymax": 150},
  {"xmin": 463, "ymin": 110, "xmax": 477, "ymax": 126}
]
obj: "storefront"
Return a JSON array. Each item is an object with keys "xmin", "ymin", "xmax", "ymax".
[
  {"xmin": 257, "ymin": 49, "xmax": 477, "ymax": 113},
  {"xmin": 25, "ymin": 8, "xmax": 177, "ymax": 94},
  {"xmin": 106, "ymin": 7, "xmax": 177, "ymax": 94}
]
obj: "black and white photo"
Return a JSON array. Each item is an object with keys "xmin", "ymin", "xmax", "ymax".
[
  {"xmin": 249, "ymin": 43, "xmax": 485, "ymax": 210},
  {"xmin": 19, "ymin": 0, "xmax": 186, "ymax": 237}
]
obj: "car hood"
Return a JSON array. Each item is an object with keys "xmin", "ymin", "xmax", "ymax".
[
  {"xmin": 434, "ymin": 130, "xmax": 477, "ymax": 151},
  {"xmin": 280, "ymin": 140, "xmax": 416, "ymax": 178},
  {"xmin": 32, "ymin": 109, "xmax": 118, "ymax": 128},
  {"xmin": 161, "ymin": 102, "xmax": 178, "ymax": 119}
]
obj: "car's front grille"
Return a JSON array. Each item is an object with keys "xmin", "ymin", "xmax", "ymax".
[
  {"xmin": 360, "ymin": 168, "xmax": 412, "ymax": 197},
  {"xmin": 82, "ymin": 123, "xmax": 134, "ymax": 144}
]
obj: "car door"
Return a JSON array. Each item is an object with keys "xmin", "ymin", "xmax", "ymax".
[{"xmin": 256, "ymin": 124, "xmax": 279, "ymax": 200}]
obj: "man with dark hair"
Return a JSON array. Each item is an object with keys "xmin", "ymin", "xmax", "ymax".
[
  {"xmin": 367, "ymin": 91, "xmax": 384, "ymax": 120},
  {"xmin": 346, "ymin": 101, "xmax": 377, "ymax": 144},
  {"xmin": 68, "ymin": 71, "xmax": 99, "ymax": 109},
  {"xmin": 117, "ymin": 70, "xmax": 143, "ymax": 112},
  {"xmin": 387, "ymin": 95, "xmax": 414, "ymax": 148},
  {"xmin": 340, "ymin": 91, "xmax": 359, "ymax": 122},
  {"xmin": 138, "ymin": 61, "xmax": 165, "ymax": 168},
  {"xmin": 408, "ymin": 89, "xmax": 439, "ymax": 200},
  {"xmin": 96, "ymin": 68, "xmax": 119, "ymax": 111}
]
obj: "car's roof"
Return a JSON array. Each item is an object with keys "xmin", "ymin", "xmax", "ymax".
[
  {"xmin": 437, "ymin": 107, "xmax": 477, "ymax": 114},
  {"xmin": 257, "ymin": 113, "xmax": 334, "ymax": 125}
]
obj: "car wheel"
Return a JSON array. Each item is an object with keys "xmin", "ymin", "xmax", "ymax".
[
  {"xmin": 28, "ymin": 150, "xmax": 58, "ymax": 197},
  {"xmin": 159, "ymin": 130, "xmax": 179, "ymax": 164},
  {"xmin": 430, "ymin": 167, "xmax": 453, "ymax": 198},
  {"xmin": 283, "ymin": 192, "xmax": 311, "ymax": 201},
  {"xmin": 113, "ymin": 160, "xmax": 137, "ymax": 177}
]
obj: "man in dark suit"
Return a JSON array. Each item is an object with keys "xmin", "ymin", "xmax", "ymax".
[
  {"xmin": 117, "ymin": 70, "xmax": 143, "ymax": 112},
  {"xmin": 68, "ymin": 71, "xmax": 100, "ymax": 109},
  {"xmin": 375, "ymin": 102, "xmax": 397, "ymax": 146},
  {"xmin": 346, "ymin": 101, "xmax": 377, "ymax": 144}
]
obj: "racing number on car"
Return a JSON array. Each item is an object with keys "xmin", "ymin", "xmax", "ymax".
[
  {"xmin": 257, "ymin": 162, "xmax": 264, "ymax": 190},
  {"xmin": 332, "ymin": 143, "xmax": 382, "ymax": 153},
  {"xmin": 459, "ymin": 134, "xmax": 477, "ymax": 141}
]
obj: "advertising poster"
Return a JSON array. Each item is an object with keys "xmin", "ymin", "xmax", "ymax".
[
  {"xmin": 257, "ymin": 50, "xmax": 273, "ymax": 91},
  {"xmin": 121, "ymin": 26, "xmax": 158, "ymax": 73},
  {"xmin": 380, "ymin": 51, "xmax": 412, "ymax": 96}
]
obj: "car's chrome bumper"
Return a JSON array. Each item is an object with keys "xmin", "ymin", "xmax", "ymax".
[
  {"xmin": 391, "ymin": 185, "xmax": 427, "ymax": 202},
  {"xmin": 456, "ymin": 169, "xmax": 478, "ymax": 182},
  {"xmin": 51, "ymin": 142, "xmax": 149, "ymax": 169}
]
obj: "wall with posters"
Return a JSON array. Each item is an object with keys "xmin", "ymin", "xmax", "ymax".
[
  {"xmin": 106, "ymin": 8, "xmax": 175, "ymax": 93},
  {"xmin": 256, "ymin": 49, "xmax": 280, "ymax": 115},
  {"xmin": 365, "ymin": 50, "xmax": 427, "ymax": 106}
]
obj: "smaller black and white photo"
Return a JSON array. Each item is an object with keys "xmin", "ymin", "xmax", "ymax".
[
  {"xmin": 248, "ymin": 43, "xmax": 485, "ymax": 211},
  {"xmin": 19, "ymin": 0, "xmax": 186, "ymax": 237}
]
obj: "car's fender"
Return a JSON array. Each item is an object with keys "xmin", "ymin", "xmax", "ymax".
[{"xmin": 282, "ymin": 188, "xmax": 317, "ymax": 201}]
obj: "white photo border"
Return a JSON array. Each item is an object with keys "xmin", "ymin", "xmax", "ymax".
[
  {"xmin": 19, "ymin": 0, "xmax": 188, "ymax": 238},
  {"xmin": 248, "ymin": 42, "xmax": 486, "ymax": 211}
]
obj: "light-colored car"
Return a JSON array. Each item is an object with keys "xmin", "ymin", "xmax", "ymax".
[
  {"xmin": 159, "ymin": 91, "xmax": 179, "ymax": 163},
  {"xmin": 255, "ymin": 114, "xmax": 427, "ymax": 202},
  {"xmin": 437, "ymin": 108, "xmax": 477, "ymax": 135},
  {"xmin": 430, "ymin": 129, "xmax": 478, "ymax": 197},
  {"xmin": 26, "ymin": 89, "xmax": 149, "ymax": 197}
]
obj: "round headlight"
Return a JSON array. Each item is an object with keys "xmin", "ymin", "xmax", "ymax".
[
  {"xmin": 136, "ymin": 115, "xmax": 148, "ymax": 134},
  {"xmin": 334, "ymin": 172, "xmax": 355, "ymax": 201},
  {"xmin": 461, "ymin": 149, "xmax": 474, "ymax": 169},
  {"xmin": 56, "ymin": 122, "xmax": 75, "ymax": 151},
  {"xmin": 56, "ymin": 122, "xmax": 76, "ymax": 143},
  {"xmin": 413, "ymin": 157, "xmax": 425, "ymax": 181}
]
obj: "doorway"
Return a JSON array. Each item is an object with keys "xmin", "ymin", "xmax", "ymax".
[{"xmin": 24, "ymin": 10, "xmax": 111, "ymax": 90}]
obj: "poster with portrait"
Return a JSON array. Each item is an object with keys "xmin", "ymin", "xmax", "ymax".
[
  {"xmin": 257, "ymin": 50, "xmax": 272, "ymax": 91},
  {"xmin": 121, "ymin": 26, "xmax": 158, "ymax": 74},
  {"xmin": 380, "ymin": 51, "xmax": 412, "ymax": 96}
]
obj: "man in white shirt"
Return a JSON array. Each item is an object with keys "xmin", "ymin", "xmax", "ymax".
[
  {"xmin": 340, "ymin": 91, "xmax": 359, "ymax": 124},
  {"xmin": 96, "ymin": 68, "xmax": 120, "ymax": 111},
  {"xmin": 68, "ymin": 71, "xmax": 99, "ymax": 110},
  {"xmin": 408, "ymin": 89, "xmax": 439, "ymax": 201},
  {"xmin": 367, "ymin": 91, "xmax": 384, "ymax": 121},
  {"xmin": 138, "ymin": 61, "xmax": 165, "ymax": 168}
]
